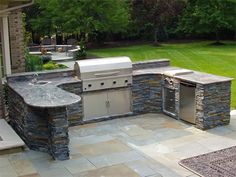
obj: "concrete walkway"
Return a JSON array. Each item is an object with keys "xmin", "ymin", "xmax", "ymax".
[{"xmin": 0, "ymin": 113, "xmax": 236, "ymax": 177}]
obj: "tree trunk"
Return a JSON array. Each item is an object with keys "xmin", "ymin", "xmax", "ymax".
[
  {"xmin": 154, "ymin": 28, "xmax": 158, "ymax": 45},
  {"xmin": 216, "ymin": 30, "xmax": 220, "ymax": 43}
]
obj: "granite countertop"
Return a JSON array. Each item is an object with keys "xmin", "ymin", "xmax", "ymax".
[
  {"xmin": 8, "ymin": 65, "xmax": 233, "ymax": 108},
  {"xmin": 8, "ymin": 77, "xmax": 81, "ymax": 108},
  {"xmin": 173, "ymin": 71, "xmax": 233, "ymax": 84},
  {"xmin": 133, "ymin": 66, "xmax": 234, "ymax": 84}
]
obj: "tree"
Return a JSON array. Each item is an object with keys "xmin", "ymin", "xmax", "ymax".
[
  {"xmin": 178, "ymin": 0, "xmax": 236, "ymax": 43},
  {"xmin": 28, "ymin": 0, "xmax": 130, "ymax": 44},
  {"xmin": 131, "ymin": 0, "xmax": 186, "ymax": 43}
]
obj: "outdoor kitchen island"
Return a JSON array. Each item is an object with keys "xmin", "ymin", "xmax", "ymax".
[{"xmin": 6, "ymin": 58, "xmax": 233, "ymax": 160}]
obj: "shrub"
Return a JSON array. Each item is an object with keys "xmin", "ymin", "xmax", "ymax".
[
  {"xmin": 75, "ymin": 41, "xmax": 87, "ymax": 60},
  {"xmin": 43, "ymin": 61, "xmax": 67, "ymax": 70},
  {"xmin": 25, "ymin": 54, "xmax": 43, "ymax": 72}
]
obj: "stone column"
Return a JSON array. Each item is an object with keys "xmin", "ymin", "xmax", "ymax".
[
  {"xmin": 48, "ymin": 107, "xmax": 70, "ymax": 160},
  {"xmin": 195, "ymin": 82, "xmax": 231, "ymax": 129},
  {"xmin": 8, "ymin": 9, "xmax": 25, "ymax": 73}
]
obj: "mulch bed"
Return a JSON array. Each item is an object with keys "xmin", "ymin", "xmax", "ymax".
[{"xmin": 179, "ymin": 146, "xmax": 236, "ymax": 177}]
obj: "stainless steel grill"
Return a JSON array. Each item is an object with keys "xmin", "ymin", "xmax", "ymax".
[
  {"xmin": 74, "ymin": 57, "xmax": 132, "ymax": 92},
  {"xmin": 74, "ymin": 57, "xmax": 133, "ymax": 121}
]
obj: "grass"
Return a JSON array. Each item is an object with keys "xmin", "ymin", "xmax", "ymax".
[{"xmin": 88, "ymin": 41, "xmax": 236, "ymax": 108}]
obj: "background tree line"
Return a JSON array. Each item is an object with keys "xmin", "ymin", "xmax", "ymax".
[{"xmin": 24, "ymin": 0, "xmax": 236, "ymax": 46}]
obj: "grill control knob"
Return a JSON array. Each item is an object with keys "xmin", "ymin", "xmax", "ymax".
[
  {"xmin": 125, "ymin": 80, "xmax": 128, "ymax": 83},
  {"xmin": 101, "ymin": 82, "xmax": 104, "ymax": 86},
  {"xmin": 88, "ymin": 84, "xmax": 92, "ymax": 87},
  {"xmin": 113, "ymin": 81, "xmax": 117, "ymax": 84}
]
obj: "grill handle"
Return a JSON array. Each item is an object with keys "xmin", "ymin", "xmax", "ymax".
[{"xmin": 94, "ymin": 71, "xmax": 120, "ymax": 77}]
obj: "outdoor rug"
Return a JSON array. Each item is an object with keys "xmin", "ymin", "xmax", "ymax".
[{"xmin": 179, "ymin": 146, "xmax": 236, "ymax": 177}]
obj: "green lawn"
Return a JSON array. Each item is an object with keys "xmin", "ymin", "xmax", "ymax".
[{"xmin": 88, "ymin": 41, "xmax": 236, "ymax": 108}]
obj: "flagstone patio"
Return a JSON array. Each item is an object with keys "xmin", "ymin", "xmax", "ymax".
[{"xmin": 0, "ymin": 113, "xmax": 236, "ymax": 177}]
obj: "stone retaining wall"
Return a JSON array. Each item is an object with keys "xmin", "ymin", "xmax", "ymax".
[{"xmin": 195, "ymin": 81, "xmax": 231, "ymax": 130}]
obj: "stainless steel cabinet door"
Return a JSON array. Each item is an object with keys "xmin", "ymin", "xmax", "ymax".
[
  {"xmin": 83, "ymin": 92, "xmax": 108, "ymax": 121},
  {"xmin": 108, "ymin": 88, "xmax": 131, "ymax": 116}
]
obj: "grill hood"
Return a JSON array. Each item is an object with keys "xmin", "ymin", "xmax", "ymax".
[
  {"xmin": 74, "ymin": 57, "xmax": 133, "ymax": 92},
  {"xmin": 74, "ymin": 57, "xmax": 132, "ymax": 74}
]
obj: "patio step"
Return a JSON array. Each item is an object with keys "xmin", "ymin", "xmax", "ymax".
[{"xmin": 0, "ymin": 119, "xmax": 25, "ymax": 154}]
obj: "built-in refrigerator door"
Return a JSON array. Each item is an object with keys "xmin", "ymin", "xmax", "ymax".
[{"xmin": 180, "ymin": 82, "xmax": 196, "ymax": 124}]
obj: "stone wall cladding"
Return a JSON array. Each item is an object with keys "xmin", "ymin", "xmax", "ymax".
[
  {"xmin": 133, "ymin": 59, "xmax": 170, "ymax": 70},
  {"xmin": 59, "ymin": 81, "xmax": 82, "ymax": 95},
  {"xmin": 8, "ymin": 86, "xmax": 70, "ymax": 160},
  {"xmin": 7, "ymin": 69, "xmax": 74, "ymax": 82},
  {"xmin": 9, "ymin": 9, "xmax": 25, "ymax": 73},
  {"xmin": 48, "ymin": 107, "xmax": 70, "ymax": 160},
  {"xmin": 58, "ymin": 82, "xmax": 83, "ymax": 126},
  {"xmin": 195, "ymin": 81, "xmax": 231, "ymax": 130},
  {"xmin": 25, "ymin": 106, "xmax": 49, "ymax": 152},
  {"xmin": 132, "ymin": 74, "xmax": 162, "ymax": 114},
  {"xmin": 8, "ymin": 86, "xmax": 28, "ymax": 142}
]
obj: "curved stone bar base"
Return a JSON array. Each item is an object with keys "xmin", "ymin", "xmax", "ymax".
[
  {"xmin": 8, "ymin": 87, "xmax": 70, "ymax": 160},
  {"xmin": 7, "ymin": 70, "xmax": 81, "ymax": 160}
]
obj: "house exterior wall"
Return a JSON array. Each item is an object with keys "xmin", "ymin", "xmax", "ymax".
[{"xmin": 9, "ymin": 9, "xmax": 25, "ymax": 73}]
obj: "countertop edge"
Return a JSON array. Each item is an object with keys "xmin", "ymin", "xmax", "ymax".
[{"xmin": 7, "ymin": 80, "xmax": 81, "ymax": 109}]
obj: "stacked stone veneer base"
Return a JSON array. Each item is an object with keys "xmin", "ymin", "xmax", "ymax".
[
  {"xmin": 195, "ymin": 82, "xmax": 231, "ymax": 130},
  {"xmin": 132, "ymin": 59, "xmax": 170, "ymax": 70},
  {"xmin": 132, "ymin": 74, "xmax": 163, "ymax": 114},
  {"xmin": 58, "ymin": 82, "xmax": 83, "ymax": 126},
  {"xmin": 8, "ymin": 87, "xmax": 70, "ymax": 160}
]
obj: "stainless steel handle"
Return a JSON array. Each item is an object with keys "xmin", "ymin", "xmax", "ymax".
[{"xmin": 94, "ymin": 71, "xmax": 120, "ymax": 77}]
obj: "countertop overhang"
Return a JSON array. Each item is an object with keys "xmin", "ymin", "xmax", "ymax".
[{"xmin": 7, "ymin": 77, "xmax": 81, "ymax": 108}]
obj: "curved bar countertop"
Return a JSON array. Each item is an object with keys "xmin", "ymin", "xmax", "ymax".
[{"xmin": 7, "ymin": 76, "xmax": 81, "ymax": 108}]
